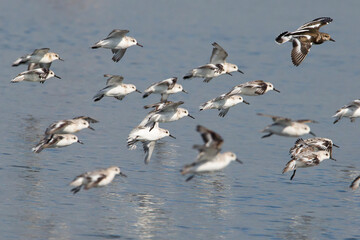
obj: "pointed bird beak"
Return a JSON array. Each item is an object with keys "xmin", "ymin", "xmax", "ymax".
[
  {"xmin": 182, "ymin": 89, "xmax": 188, "ymax": 94},
  {"xmin": 329, "ymin": 38, "xmax": 335, "ymax": 42},
  {"xmin": 236, "ymin": 159, "xmax": 243, "ymax": 164},
  {"xmin": 226, "ymin": 72, "xmax": 233, "ymax": 76},
  {"xmin": 333, "ymin": 143, "xmax": 340, "ymax": 148},
  {"xmin": 237, "ymin": 69, "xmax": 244, "ymax": 74},
  {"xmin": 77, "ymin": 140, "xmax": 84, "ymax": 144},
  {"xmin": 309, "ymin": 131, "xmax": 316, "ymax": 136},
  {"xmin": 137, "ymin": 43, "xmax": 143, "ymax": 47},
  {"xmin": 330, "ymin": 157, "xmax": 337, "ymax": 161},
  {"xmin": 188, "ymin": 114, "xmax": 195, "ymax": 119},
  {"xmin": 136, "ymin": 89, "xmax": 142, "ymax": 93},
  {"xmin": 88, "ymin": 126, "xmax": 95, "ymax": 131},
  {"xmin": 54, "ymin": 75, "xmax": 61, "ymax": 79},
  {"xmin": 243, "ymin": 100, "xmax": 250, "ymax": 105},
  {"xmin": 273, "ymin": 88, "xmax": 280, "ymax": 93},
  {"xmin": 59, "ymin": 57, "xmax": 64, "ymax": 61},
  {"xmin": 120, "ymin": 172, "xmax": 127, "ymax": 177},
  {"xmin": 169, "ymin": 134, "xmax": 176, "ymax": 139}
]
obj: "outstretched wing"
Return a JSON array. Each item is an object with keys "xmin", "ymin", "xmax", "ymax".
[
  {"xmin": 104, "ymin": 74, "xmax": 124, "ymax": 85},
  {"xmin": 106, "ymin": 29, "xmax": 129, "ymax": 39},
  {"xmin": 143, "ymin": 141, "xmax": 156, "ymax": 164},
  {"xmin": 210, "ymin": 42, "xmax": 228, "ymax": 64},
  {"xmin": 297, "ymin": 17, "xmax": 333, "ymax": 31},
  {"xmin": 295, "ymin": 119, "xmax": 317, "ymax": 123},
  {"xmin": 196, "ymin": 125, "xmax": 224, "ymax": 149},
  {"xmin": 257, "ymin": 113, "xmax": 292, "ymax": 124},
  {"xmin": 32, "ymin": 48, "xmax": 50, "ymax": 56},
  {"xmin": 73, "ymin": 116, "xmax": 99, "ymax": 123},
  {"xmin": 158, "ymin": 101, "xmax": 184, "ymax": 112},
  {"xmin": 291, "ymin": 37, "xmax": 312, "ymax": 66}
]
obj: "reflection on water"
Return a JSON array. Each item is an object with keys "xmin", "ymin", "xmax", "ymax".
[
  {"xmin": 131, "ymin": 193, "xmax": 172, "ymax": 240},
  {"xmin": 153, "ymin": 141, "xmax": 179, "ymax": 167},
  {"xmin": 281, "ymin": 215, "xmax": 317, "ymax": 240}
]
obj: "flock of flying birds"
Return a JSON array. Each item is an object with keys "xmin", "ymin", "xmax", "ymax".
[{"xmin": 10, "ymin": 17, "xmax": 360, "ymax": 193}]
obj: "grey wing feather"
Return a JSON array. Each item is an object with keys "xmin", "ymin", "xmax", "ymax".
[
  {"xmin": 257, "ymin": 113, "xmax": 292, "ymax": 123},
  {"xmin": 73, "ymin": 116, "xmax": 99, "ymax": 123},
  {"xmin": 143, "ymin": 141, "xmax": 156, "ymax": 164},
  {"xmin": 112, "ymin": 49, "xmax": 127, "ymax": 62},
  {"xmin": 210, "ymin": 42, "xmax": 228, "ymax": 64},
  {"xmin": 32, "ymin": 48, "xmax": 50, "ymax": 55},
  {"xmin": 158, "ymin": 101, "xmax": 184, "ymax": 112},
  {"xmin": 104, "ymin": 74, "xmax": 124, "ymax": 85},
  {"xmin": 106, "ymin": 29, "xmax": 129, "ymax": 39}
]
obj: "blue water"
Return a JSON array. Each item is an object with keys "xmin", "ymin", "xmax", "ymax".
[{"xmin": 1, "ymin": 0, "xmax": 360, "ymax": 239}]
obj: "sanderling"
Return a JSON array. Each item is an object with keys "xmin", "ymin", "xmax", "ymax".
[
  {"xmin": 350, "ymin": 176, "xmax": 360, "ymax": 190},
  {"xmin": 70, "ymin": 166, "xmax": 127, "ymax": 194},
  {"xmin": 91, "ymin": 29, "xmax": 143, "ymax": 62},
  {"xmin": 257, "ymin": 113, "xmax": 317, "ymax": 138},
  {"xmin": 12, "ymin": 48, "xmax": 63, "ymax": 69},
  {"xmin": 282, "ymin": 150, "xmax": 331, "ymax": 180},
  {"xmin": 45, "ymin": 116, "xmax": 98, "ymax": 135},
  {"xmin": 139, "ymin": 101, "xmax": 194, "ymax": 130},
  {"xmin": 276, "ymin": 17, "xmax": 335, "ymax": 66},
  {"xmin": 183, "ymin": 42, "xmax": 243, "ymax": 82},
  {"xmin": 127, "ymin": 122, "xmax": 175, "ymax": 164},
  {"xmin": 181, "ymin": 125, "xmax": 242, "ymax": 181},
  {"xmin": 93, "ymin": 74, "xmax": 141, "ymax": 101},
  {"xmin": 226, "ymin": 80, "xmax": 280, "ymax": 96},
  {"xmin": 289, "ymin": 137, "xmax": 338, "ymax": 160},
  {"xmin": 10, "ymin": 68, "xmax": 61, "ymax": 83},
  {"xmin": 32, "ymin": 134, "xmax": 83, "ymax": 153},
  {"xmin": 332, "ymin": 99, "xmax": 360, "ymax": 124},
  {"xmin": 200, "ymin": 93, "xmax": 249, "ymax": 117},
  {"xmin": 143, "ymin": 77, "xmax": 187, "ymax": 102}
]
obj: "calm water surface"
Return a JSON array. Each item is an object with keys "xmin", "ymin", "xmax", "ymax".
[{"xmin": 1, "ymin": 0, "xmax": 360, "ymax": 239}]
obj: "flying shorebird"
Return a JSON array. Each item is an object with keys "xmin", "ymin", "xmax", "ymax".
[
  {"xmin": 32, "ymin": 134, "xmax": 83, "ymax": 153},
  {"xmin": 289, "ymin": 137, "xmax": 338, "ymax": 160},
  {"xmin": 257, "ymin": 113, "xmax": 317, "ymax": 138},
  {"xmin": 10, "ymin": 68, "xmax": 61, "ymax": 83},
  {"xmin": 127, "ymin": 122, "xmax": 176, "ymax": 164},
  {"xmin": 142, "ymin": 77, "xmax": 187, "ymax": 102},
  {"xmin": 12, "ymin": 48, "xmax": 63, "ymax": 70},
  {"xmin": 91, "ymin": 29, "xmax": 143, "ymax": 62},
  {"xmin": 139, "ymin": 101, "xmax": 195, "ymax": 130},
  {"xmin": 282, "ymin": 150, "xmax": 331, "ymax": 180},
  {"xmin": 181, "ymin": 125, "xmax": 242, "ymax": 181},
  {"xmin": 93, "ymin": 74, "xmax": 141, "ymax": 101},
  {"xmin": 45, "ymin": 116, "xmax": 98, "ymax": 135},
  {"xmin": 183, "ymin": 42, "xmax": 243, "ymax": 82},
  {"xmin": 200, "ymin": 93, "xmax": 249, "ymax": 117},
  {"xmin": 275, "ymin": 17, "xmax": 335, "ymax": 66},
  {"xmin": 226, "ymin": 80, "xmax": 280, "ymax": 96},
  {"xmin": 70, "ymin": 166, "xmax": 127, "ymax": 194},
  {"xmin": 332, "ymin": 99, "xmax": 360, "ymax": 124}
]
